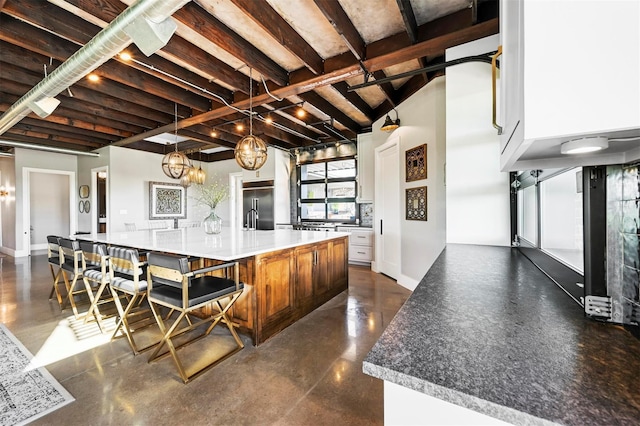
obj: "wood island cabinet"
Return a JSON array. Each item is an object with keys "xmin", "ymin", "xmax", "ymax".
[{"xmin": 230, "ymin": 235, "xmax": 349, "ymax": 345}]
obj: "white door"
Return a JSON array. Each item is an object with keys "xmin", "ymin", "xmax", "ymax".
[{"xmin": 374, "ymin": 138, "xmax": 400, "ymax": 279}]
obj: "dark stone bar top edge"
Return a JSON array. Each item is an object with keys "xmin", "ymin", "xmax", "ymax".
[{"xmin": 363, "ymin": 244, "xmax": 640, "ymax": 426}]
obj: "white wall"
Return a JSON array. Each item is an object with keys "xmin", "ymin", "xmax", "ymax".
[
  {"xmin": 77, "ymin": 146, "xmax": 110, "ymax": 232},
  {"xmin": 445, "ymin": 35, "xmax": 511, "ymax": 246},
  {"xmin": 371, "ymin": 77, "xmax": 448, "ymax": 290},
  {"xmin": 13, "ymin": 148, "xmax": 77, "ymax": 256},
  {"xmin": 30, "ymin": 172, "xmax": 70, "ymax": 248}
]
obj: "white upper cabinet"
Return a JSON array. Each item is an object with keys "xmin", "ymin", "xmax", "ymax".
[
  {"xmin": 356, "ymin": 132, "xmax": 374, "ymax": 203},
  {"xmin": 498, "ymin": 0, "xmax": 640, "ymax": 171}
]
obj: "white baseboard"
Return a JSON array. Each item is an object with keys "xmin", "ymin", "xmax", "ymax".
[
  {"xmin": 31, "ymin": 243, "xmax": 47, "ymax": 251},
  {"xmin": 2, "ymin": 247, "xmax": 28, "ymax": 258},
  {"xmin": 397, "ymin": 273, "xmax": 419, "ymax": 291}
]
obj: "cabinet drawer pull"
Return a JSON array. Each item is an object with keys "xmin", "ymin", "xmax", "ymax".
[
  {"xmin": 357, "ymin": 251, "xmax": 366, "ymax": 254},
  {"xmin": 491, "ymin": 45, "xmax": 503, "ymax": 135}
]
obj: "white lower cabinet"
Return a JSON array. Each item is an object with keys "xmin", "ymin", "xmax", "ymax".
[{"xmin": 337, "ymin": 227, "xmax": 374, "ymax": 265}]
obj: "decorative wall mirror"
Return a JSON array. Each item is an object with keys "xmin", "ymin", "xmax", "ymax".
[{"xmin": 79, "ymin": 185, "xmax": 90, "ymax": 199}]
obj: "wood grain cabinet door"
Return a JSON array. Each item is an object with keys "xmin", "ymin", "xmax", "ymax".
[
  {"xmin": 256, "ymin": 249, "xmax": 296, "ymax": 337},
  {"xmin": 295, "ymin": 245, "xmax": 315, "ymax": 309},
  {"xmin": 330, "ymin": 237, "xmax": 348, "ymax": 290}
]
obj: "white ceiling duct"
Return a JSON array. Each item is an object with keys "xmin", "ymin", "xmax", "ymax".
[{"xmin": 0, "ymin": 0, "xmax": 190, "ymax": 135}]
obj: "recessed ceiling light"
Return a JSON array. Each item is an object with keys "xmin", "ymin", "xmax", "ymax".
[
  {"xmin": 560, "ymin": 136, "xmax": 609, "ymax": 154},
  {"xmin": 296, "ymin": 108, "xmax": 306, "ymax": 118},
  {"xmin": 119, "ymin": 52, "xmax": 132, "ymax": 61},
  {"xmin": 264, "ymin": 116, "xmax": 273, "ymax": 124},
  {"xmin": 236, "ymin": 123, "xmax": 244, "ymax": 132},
  {"xmin": 210, "ymin": 130, "xmax": 217, "ymax": 137},
  {"xmin": 87, "ymin": 73, "xmax": 100, "ymax": 82}
]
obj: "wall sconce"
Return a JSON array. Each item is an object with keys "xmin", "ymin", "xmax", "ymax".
[{"xmin": 380, "ymin": 108, "xmax": 400, "ymax": 132}]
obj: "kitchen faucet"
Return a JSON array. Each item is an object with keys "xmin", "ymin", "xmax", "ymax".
[{"xmin": 246, "ymin": 208, "xmax": 259, "ymax": 230}]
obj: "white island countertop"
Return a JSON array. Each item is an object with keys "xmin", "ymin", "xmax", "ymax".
[{"xmin": 81, "ymin": 227, "xmax": 349, "ymax": 261}]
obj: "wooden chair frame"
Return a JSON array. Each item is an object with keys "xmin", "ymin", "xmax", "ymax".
[{"xmin": 146, "ymin": 257, "xmax": 244, "ymax": 383}]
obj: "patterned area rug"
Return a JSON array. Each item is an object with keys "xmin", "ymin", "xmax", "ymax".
[{"xmin": 0, "ymin": 324, "xmax": 74, "ymax": 425}]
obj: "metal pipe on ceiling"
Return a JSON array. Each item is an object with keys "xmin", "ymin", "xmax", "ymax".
[
  {"xmin": 0, "ymin": 0, "xmax": 191, "ymax": 135},
  {"xmin": 347, "ymin": 53, "xmax": 496, "ymax": 91},
  {"xmin": 0, "ymin": 140, "xmax": 100, "ymax": 157}
]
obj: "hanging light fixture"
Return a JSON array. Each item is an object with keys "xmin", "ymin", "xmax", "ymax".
[
  {"xmin": 380, "ymin": 108, "xmax": 400, "ymax": 132},
  {"xmin": 192, "ymin": 150, "xmax": 206, "ymax": 184},
  {"xmin": 161, "ymin": 103, "xmax": 191, "ymax": 179},
  {"xmin": 235, "ymin": 68, "xmax": 268, "ymax": 170}
]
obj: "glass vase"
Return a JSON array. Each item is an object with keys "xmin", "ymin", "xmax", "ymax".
[{"xmin": 203, "ymin": 209, "xmax": 222, "ymax": 234}]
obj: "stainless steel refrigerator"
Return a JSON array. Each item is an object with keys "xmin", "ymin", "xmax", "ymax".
[{"xmin": 242, "ymin": 187, "xmax": 274, "ymax": 230}]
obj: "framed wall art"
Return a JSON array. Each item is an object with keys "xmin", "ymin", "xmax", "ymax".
[
  {"xmin": 405, "ymin": 144, "xmax": 427, "ymax": 182},
  {"xmin": 149, "ymin": 181, "xmax": 187, "ymax": 220},
  {"xmin": 406, "ymin": 186, "xmax": 427, "ymax": 221}
]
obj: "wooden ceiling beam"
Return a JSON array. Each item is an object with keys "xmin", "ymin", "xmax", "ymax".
[
  {"xmin": 0, "ymin": 40, "xmax": 193, "ymax": 119},
  {"xmin": 229, "ymin": 0, "xmax": 324, "ymax": 75},
  {"xmin": 297, "ymin": 91, "xmax": 362, "ymax": 134},
  {"xmin": 396, "ymin": 0, "xmax": 419, "ymax": 44},
  {"xmin": 13, "ymin": 122, "xmax": 111, "ymax": 146},
  {"xmin": 18, "ymin": 117, "xmax": 118, "ymax": 142},
  {"xmin": 313, "ymin": 0, "xmax": 365, "ymax": 61},
  {"xmin": 119, "ymin": 44, "xmax": 233, "ymax": 105},
  {"xmin": 372, "ymin": 70, "xmax": 397, "ymax": 108},
  {"xmin": 0, "ymin": 61, "xmax": 173, "ymax": 125},
  {"xmin": 0, "ymin": 15, "xmax": 213, "ymax": 112},
  {"xmin": 175, "ymin": 2, "xmax": 289, "ymax": 87},
  {"xmin": 0, "ymin": 133, "xmax": 97, "ymax": 152},
  {"xmin": 0, "ymin": 78, "xmax": 160, "ymax": 129},
  {"xmin": 114, "ymin": 14, "xmax": 498, "ymax": 146},
  {"xmin": 63, "ymin": 0, "xmax": 251, "ymax": 93},
  {"xmin": 7, "ymin": 126, "xmax": 103, "ymax": 148},
  {"xmin": 331, "ymin": 81, "xmax": 374, "ymax": 122},
  {"xmin": 365, "ymin": 11, "xmax": 498, "ymax": 71}
]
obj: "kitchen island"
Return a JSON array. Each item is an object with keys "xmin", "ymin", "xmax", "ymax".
[
  {"xmin": 364, "ymin": 244, "xmax": 640, "ymax": 425},
  {"xmin": 86, "ymin": 227, "xmax": 349, "ymax": 345}
]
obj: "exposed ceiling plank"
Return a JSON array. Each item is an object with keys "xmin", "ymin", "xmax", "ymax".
[
  {"xmin": 174, "ymin": 2, "xmax": 289, "ymax": 87},
  {"xmin": 313, "ymin": 0, "xmax": 365, "ymax": 61},
  {"xmin": 63, "ymin": 0, "xmax": 251, "ymax": 93},
  {"xmin": 229, "ymin": 0, "xmax": 324, "ymax": 75}
]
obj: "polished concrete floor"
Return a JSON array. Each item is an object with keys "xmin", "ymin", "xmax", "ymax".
[{"xmin": 0, "ymin": 254, "xmax": 411, "ymax": 425}]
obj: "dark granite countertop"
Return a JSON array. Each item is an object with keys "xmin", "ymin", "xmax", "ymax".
[{"xmin": 363, "ymin": 244, "xmax": 640, "ymax": 425}]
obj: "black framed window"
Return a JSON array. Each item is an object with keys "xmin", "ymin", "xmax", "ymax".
[{"xmin": 297, "ymin": 158, "xmax": 357, "ymax": 222}]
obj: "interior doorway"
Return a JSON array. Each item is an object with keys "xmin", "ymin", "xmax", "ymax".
[
  {"xmin": 22, "ymin": 167, "xmax": 75, "ymax": 255},
  {"xmin": 91, "ymin": 167, "xmax": 108, "ymax": 234},
  {"xmin": 374, "ymin": 138, "xmax": 400, "ymax": 279}
]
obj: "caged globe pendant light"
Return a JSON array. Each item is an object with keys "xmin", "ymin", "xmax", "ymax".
[
  {"xmin": 162, "ymin": 103, "xmax": 191, "ymax": 179},
  {"xmin": 235, "ymin": 68, "xmax": 267, "ymax": 170}
]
